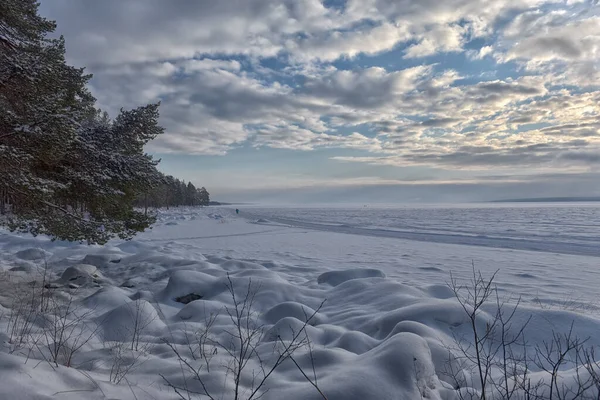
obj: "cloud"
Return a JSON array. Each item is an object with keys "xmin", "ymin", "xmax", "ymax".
[
  {"xmin": 301, "ymin": 65, "xmax": 432, "ymax": 109},
  {"xmin": 333, "ymin": 139, "xmax": 600, "ymax": 170},
  {"xmin": 90, "ymin": 60, "xmax": 297, "ymax": 154},
  {"xmin": 507, "ymin": 17, "xmax": 599, "ymax": 62},
  {"xmin": 330, "ymin": 83, "xmax": 600, "ymax": 172},
  {"xmin": 468, "ymin": 45, "xmax": 494, "ymax": 60},
  {"xmin": 404, "ymin": 24, "xmax": 467, "ymax": 58},
  {"xmin": 39, "ymin": 0, "xmax": 600, "ymax": 183},
  {"xmin": 44, "ymin": 0, "xmax": 352, "ymax": 66},
  {"xmin": 559, "ymin": 151, "xmax": 600, "ymax": 164},
  {"xmin": 251, "ymin": 124, "xmax": 382, "ymax": 151},
  {"xmin": 149, "ymin": 118, "xmax": 247, "ymax": 156},
  {"xmin": 290, "ymin": 23, "xmax": 412, "ymax": 62},
  {"xmin": 43, "ymin": 0, "xmax": 559, "ymax": 67},
  {"xmin": 498, "ymin": 8, "xmax": 600, "ymax": 86},
  {"xmin": 216, "ymin": 172, "xmax": 600, "ymax": 203},
  {"xmin": 420, "ymin": 118, "xmax": 461, "ymax": 128}
]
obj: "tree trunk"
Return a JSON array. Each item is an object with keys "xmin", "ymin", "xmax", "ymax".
[{"xmin": 0, "ymin": 187, "xmax": 5, "ymax": 215}]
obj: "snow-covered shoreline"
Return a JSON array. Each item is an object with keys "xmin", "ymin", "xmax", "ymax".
[{"xmin": 1, "ymin": 207, "xmax": 599, "ymax": 399}]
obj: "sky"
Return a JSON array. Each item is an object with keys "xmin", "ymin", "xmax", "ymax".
[{"xmin": 39, "ymin": 0, "xmax": 600, "ymax": 203}]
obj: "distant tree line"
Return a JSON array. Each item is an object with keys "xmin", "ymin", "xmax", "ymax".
[
  {"xmin": 134, "ymin": 175, "xmax": 210, "ymax": 210},
  {"xmin": 0, "ymin": 1, "xmax": 209, "ymax": 244}
]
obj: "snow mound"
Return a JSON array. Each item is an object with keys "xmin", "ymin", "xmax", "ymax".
[
  {"xmin": 367, "ymin": 300, "xmax": 468, "ymax": 340},
  {"xmin": 331, "ymin": 329, "xmax": 378, "ymax": 355},
  {"xmin": 425, "ymin": 284, "xmax": 455, "ymax": 299},
  {"xmin": 176, "ymin": 299, "xmax": 224, "ymax": 322},
  {"xmin": 2, "ymin": 207, "xmax": 600, "ymax": 399},
  {"xmin": 266, "ymin": 332, "xmax": 445, "ymax": 400},
  {"xmin": 81, "ymin": 253, "xmax": 122, "ymax": 267},
  {"xmin": 317, "ymin": 268, "xmax": 386, "ymax": 286},
  {"xmin": 58, "ymin": 264, "xmax": 102, "ymax": 286},
  {"xmin": 120, "ymin": 277, "xmax": 148, "ymax": 288},
  {"xmin": 160, "ymin": 270, "xmax": 221, "ymax": 302},
  {"xmin": 15, "ymin": 247, "xmax": 50, "ymax": 260},
  {"xmin": 9, "ymin": 264, "xmax": 40, "ymax": 273},
  {"xmin": 83, "ymin": 286, "xmax": 132, "ymax": 311},
  {"xmin": 0, "ymin": 352, "xmax": 113, "ymax": 400},
  {"xmin": 116, "ymin": 240, "xmax": 152, "ymax": 254},
  {"xmin": 262, "ymin": 301, "xmax": 325, "ymax": 325},
  {"xmin": 219, "ymin": 259, "xmax": 268, "ymax": 271},
  {"xmin": 98, "ymin": 300, "xmax": 165, "ymax": 342}
]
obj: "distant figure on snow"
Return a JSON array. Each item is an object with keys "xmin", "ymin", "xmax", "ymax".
[{"xmin": 235, "ymin": 208, "xmax": 239, "ymax": 214}]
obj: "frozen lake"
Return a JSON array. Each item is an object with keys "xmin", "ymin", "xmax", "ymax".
[
  {"xmin": 2, "ymin": 205, "xmax": 600, "ymax": 399},
  {"xmin": 244, "ymin": 203, "xmax": 600, "ymax": 257},
  {"xmin": 145, "ymin": 204, "xmax": 600, "ymax": 312}
]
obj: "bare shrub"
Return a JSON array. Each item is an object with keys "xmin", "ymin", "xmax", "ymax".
[
  {"xmin": 5, "ymin": 258, "xmax": 52, "ymax": 354},
  {"xmin": 581, "ymin": 347, "xmax": 600, "ymax": 397},
  {"xmin": 35, "ymin": 292, "xmax": 99, "ymax": 367},
  {"xmin": 106, "ymin": 340, "xmax": 149, "ymax": 385},
  {"xmin": 446, "ymin": 267, "xmax": 501, "ymax": 399},
  {"xmin": 162, "ymin": 274, "xmax": 327, "ymax": 400},
  {"xmin": 529, "ymin": 323, "xmax": 594, "ymax": 400},
  {"xmin": 128, "ymin": 299, "xmax": 157, "ymax": 352},
  {"xmin": 104, "ymin": 300, "xmax": 157, "ymax": 384},
  {"xmin": 446, "ymin": 267, "xmax": 600, "ymax": 400},
  {"xmin": 6, "ymin": 282, "xmax": 40, "ymax": 352}
]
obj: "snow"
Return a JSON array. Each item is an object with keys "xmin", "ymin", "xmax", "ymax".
[
  {"xmin": 317, "ymin": 268, "xmax": 386, "ymax": 286},
  {"xmin": 15, "ymin": 247, "xmax": 51, "ymax": 261},
  {"xmin": 0, "ymin": 204, "xmax": 599, "ymax": 399},
  {"xmin": 98, "ymin": 299, "xmax": 166, "ymax": 342}
]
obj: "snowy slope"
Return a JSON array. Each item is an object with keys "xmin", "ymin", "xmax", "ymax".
[{"xmin": 0, "ymin": 206, "xmax": 599, "ymax": 399}]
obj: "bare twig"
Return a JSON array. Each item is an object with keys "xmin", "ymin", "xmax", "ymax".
[{"xmin": 163, "ymin": 274, "xmax": 327, "ymax": 400}]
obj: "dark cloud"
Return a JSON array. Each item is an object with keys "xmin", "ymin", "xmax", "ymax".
[
  {"xmin": 540, "ymin": 120, "xmax": 600, "ymax": 137},
  {"xmin": 532, "ymin": 37, "xmax": 583, "ymax": 58},
  {"xmin": 301, "ymin": 66, "xmax": 429, "ymax": 109},
  {"xmin": 404, "ymin": 150, "xmax": 557, "ymax": 168},
  {"xmin": 559, "ymin": 151, "xmax": 600, "ymax": 164},
  {"xmin": 456, "ymin": 81, "xmax": 547, "ymax": 109},
  {"xmin": 502, "ymin": 10, "xmax": 600, "ymax": 86},
  {"xmin": 421, "ymin": 118, "xmax": 459, "ymax": 127}
]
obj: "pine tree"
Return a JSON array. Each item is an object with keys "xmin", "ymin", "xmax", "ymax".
[
  {"xmin": 0, "ymin": 2, "xmax": 165, "ymax": 244},
  {"xmin": 133, "ymin": 174, "xmax": 211, "ymax": 209},
  {"xmin": 2, "ymin": 0, "xmax": 92, "ymax": 232},
  {"xmin": 174, "ymin": 179, "xmax": 186, "ymax": 207},
  {"xmin": 186, "ymin": 182, "xmax": 197, "ymax": 206},
  {"xmin": 47, "ymin": 105, "xmax": 164, "ymax": 243},
  {"xmin": 198, "ymin": 187, "xmax": 210, "ymax": 206}
]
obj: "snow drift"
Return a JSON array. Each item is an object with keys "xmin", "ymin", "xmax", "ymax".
[{"xmin": 0, "ymin": 206, "xmax": 599, "ymax": 399}]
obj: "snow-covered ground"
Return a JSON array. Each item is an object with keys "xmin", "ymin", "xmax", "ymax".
[{"xmin": 1, "ymin": 205, "xmax": 599, "ymax": 399}]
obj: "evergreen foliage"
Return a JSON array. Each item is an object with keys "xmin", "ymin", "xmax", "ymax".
[
  {"xmin": 134, "ymin": 175, "xmax": 210, "ymax": 209},
  {"xmin": 0, "ymin": 0, "xmax": 203, "ymax": 244}
]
